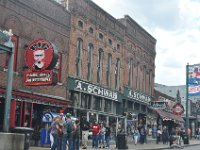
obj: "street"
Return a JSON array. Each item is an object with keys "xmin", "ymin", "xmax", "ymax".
[{"xmin": 163, "ymin": 145, "xmax": 200, "ymax": 150}]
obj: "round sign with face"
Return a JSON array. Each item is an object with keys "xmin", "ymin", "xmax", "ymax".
[
  {"xmin": 172, "ymin": 103, "xmax": 184, "ymax": 115},
  {"xmin": 25, "ymin": 39, "xmax": 58, "ymax": 71}
]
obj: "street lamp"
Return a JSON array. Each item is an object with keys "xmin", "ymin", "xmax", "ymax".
[{"xmin": 0, "ymin": 29, "xmax": 14, "ymax": 132}]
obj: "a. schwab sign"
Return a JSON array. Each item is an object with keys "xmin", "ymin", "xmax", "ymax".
[
  {"xmin": 67, "ymin": 77, "xmax": 119, "ymax": 101},
  {"xmin": 124, "ymin": 87, "xmax": 152, "ymax": 104}
]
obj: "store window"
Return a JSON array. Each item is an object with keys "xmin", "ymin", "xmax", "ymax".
[
  {"xmin": 106, "ymin": 53, "xmax": 112, "ymax": 87},
  {"xmin": 76, "ymin": 38, "xmax": 83, "ymax": 77},
  {"xmin": 93, "ymin": 96, "xmax": 102, "ymax": 111},
  {"xmin": 97, "ymin": 49, "xmax": 103, "ymax": 83},
  {"xmin": 87, "ymin": 43, "xmax": 93, "ymax": 81},
  {"xmin": 115, "ymin": 58, "xmax": 120, "ymax": 90},
  {"xmin": 104, "ymin": 99, "xmax": 112, "ymax": 113},
  {"xmin": 81, "ymin": 93, "xmax": 91, "ymax": 109},
  {"xmin": 134, "ymin": 102, "xmax": 140, "ymax": 111}
]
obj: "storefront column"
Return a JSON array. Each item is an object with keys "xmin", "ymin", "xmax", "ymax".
[
  {"xmin": 111, "ymin": 101, "xmax": 114, "ymax": 113},
  {"xmin": 116, "ymin": 117, "xmax": 119, "ymax": 136},
  {"xmin": 125, "ymin": 117, "xmax": 127, "ymax": 133},
  {"xmin": 106, "ymin": 116, "xmax": 109, "ymax": 125},
  {"xmin": 86, "ymin": 111, "xmax": 89, "ymax": 122},
  {"xmin": 96, "ymin": 113, "xmax": 99, "ymax": 122},
  {"xmin": 91, "ymin": 95, "xmax": 94, "ymax": 110},
  {"xmin": 102, "ymin": 98, "xmax": 105, "ymax": 112}
]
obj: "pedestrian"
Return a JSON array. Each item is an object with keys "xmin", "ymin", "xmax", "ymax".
[
  {"xmin": 73, "ymin": 119, "xmax": 80, "ymax": 150},
  {"xmin": 57, "ymin": 113, "xmax": 65, "ymax": 150},
  {"xmin": 50, "ymin": 116, "xmax": 60, "ymax": 150},
  {"xmin": 80, "ymin": 116, "xmax": 90, "ymax": 149},
  {"xmin": 105, "ymin": 124, "xmax": 111, "ymax": 149},
  {"xmin": 62, "ymin": 113, "xmax": 74, "ymax": 150},
  {"xmin": 99, "ymin": 123, "xmax": 106, "ymax": 148},
  {"xmin": 156, "ymin": 127, "xmax": 162, "ymax": 144},
  {"xmin": 162, "ymin": 126, "xmax": 169, "ymax": 144},
  {"xmin": 133, "ymin": 127, "xmax": 140, "ymax": 145},
  {"xmin": 140, "ymin": 128, "xmax": 145, "ymax": 144},
  {"xmin": 91, "ymin": 120, "xmax": 100, "ymax": 149}
]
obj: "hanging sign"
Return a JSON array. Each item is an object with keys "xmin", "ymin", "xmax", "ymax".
[{"xmin": 172, "ymin": 103, "xmax": 184, "ymax": 115}]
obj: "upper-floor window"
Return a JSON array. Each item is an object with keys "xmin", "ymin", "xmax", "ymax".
[
  {"xmin": 99, "ymin": 33, "xmax": 103, "ymax": 40},
  {"xmin": 89, "ymin": 27, "xmax": 94, "ymax": 34},
  {"xmin": 136, "ymin": 62, "xmax": 140, "ymax": 90},
  {"xmin": 76, "ymin": 38, "xmax": 83, "ymax": 77},
  {"xmin": 143, "ymin": 66, "xmax": 146, "ymax": 92},
  {"xmin": 87, "ymin": 43, "xmax": 93, "ymax": 81},
  {"xmin": 106, "ymin": 53, "xmax": 112, "ymax": 87},
  {"xmin": 97, "ymin": 48, "xmax": 103, "ymax": 83},
  {"xmin": 129, "ymin": 58, "xmax": 133, "ymax": 88},
  {"xmin": 78, "ymin": 20, "xmax": 83, "ymax": 28},
  {"xmin": 149, "ymin": 70, "xmax": 152, "ymax": 95},
  {"xmin": 117, "ymin": 44, "xmax": 120, "ymax": 51},
  {"xmin": 115, "ymin": 58, "xmax": 120, "ymax": 89},
  {"xmin": 108, "ymin": 39, "xmax": 112, "ymax": 45}
]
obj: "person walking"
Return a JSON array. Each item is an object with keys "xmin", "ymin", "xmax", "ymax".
[
  {"xmin": 162, "ymin": 126, "xmax": 169, "ymax": 144},
  {"xmin": 73, "ymin": 120, "xmax": 81, "ymax": 150},
  {"xmin": 80, "ymin": 116, "xmax": 90, "ymax": 149},
  {"xmin": 50, "ymin": 116, "xmax": 60, "ymax": 150},
  {"xmin": 62, "ymin": 113, "xmax": 74, "ymax": 150},
  {"xmin": 105, "ymin": 124, "xmax": 111, "ymax": 149},
  {"xmin": 91, "ymin": 120, "xmax": 100, "ymax": 149},
  {"xmin": 133, "ymin": 127, "xmax": 140, "ymax": 145},
  {"xmin": 156, "ymin": 127, "xmax": 162, "ymax": 144},
  {"xmin": 99, "ymin": 124, "xmax": 106, "ymax": 148}
]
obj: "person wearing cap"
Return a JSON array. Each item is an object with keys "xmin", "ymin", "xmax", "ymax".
[{"xmin": 62, "ymin": 113, "xmax": 74, "ymax": 150}]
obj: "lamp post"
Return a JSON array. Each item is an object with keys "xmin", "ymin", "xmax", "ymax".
[
  {"xmin": 186, "ymin": 63, "xmax": 189, "ymax": 140},
  {"xmin": 0, "ymin": 29, "xmax": 14, "ymax": 132}
]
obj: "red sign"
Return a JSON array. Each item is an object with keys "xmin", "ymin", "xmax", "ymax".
[
  {"xmin": 172, "ymin": 103, "xmax": 184, "ymax": 115},
  {"xmin": 24, "ymin": 70, "xmax": 53, "ymax": 86},
  {"xmin": 25, "ymin": 39, "xmax": 58, "ymax": 71}
]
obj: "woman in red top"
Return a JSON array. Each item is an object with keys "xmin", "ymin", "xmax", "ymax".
[{"xmin": 92, "ymin": 121, "xmax": 100, "ymax": 149}]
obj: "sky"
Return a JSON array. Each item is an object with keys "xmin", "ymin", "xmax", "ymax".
[{"xmin": 92, "ymin": 0, "xmax": 200, "ymax": 86}]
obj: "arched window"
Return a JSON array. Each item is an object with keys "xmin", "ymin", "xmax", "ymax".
[
  {"xmin": 76, "ymin": 38, "xmax": 83, "ymax": 77},
  {"xmin": 106, "ymin": 53, "xmax": 112, "ymax": 87},
  {"xmin": 115, "ymin": 58, "xmax": 120, "ymax": 89},
  {"xmin": 78, "ymin": 20, "xmax": 83, "ymax": 28},
  {"xmin": 97, "ymin": 48, "xmax": 103, "ymax": 83},
  {"xmin": 129, "ymin": 58, "xmax": 133, "ymax": 88},
  {"xmin": 87, "ymin": 43, "xmax": 93, "ymax": 80}
]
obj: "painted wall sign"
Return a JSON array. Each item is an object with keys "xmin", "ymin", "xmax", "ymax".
[
  {"xmin": 124, "ymin": 87, "xmax": 152, "ymax": 104},
  {"xmin": 25, "ymin": 39, "xmax": 58, "ymax": 71},
  {"xmin": 149, "ymin": 101, "xmax": 166, "ymax": 109},
  {"xmin": 172, "ymin": 103, "xmax": 184, "ymax": 115},
  {"xmin": 24, "ymin": 70, "xmax": 53, "ymax": 86},
  {"xmin": 74, "ymin": 79, "xmax": 118, "ymax": 101}
]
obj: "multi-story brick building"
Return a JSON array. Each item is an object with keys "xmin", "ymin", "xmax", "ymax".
[
  {"xmin": 65, "ymin": 0, "xmax": 156, "ymax": 131},
  {"xmin": 0, "ymin": 0, "xmax": 156, "ymax": 135},
  {"xmin": 0, "ymin": 0, "xmax": 70, "ymax": 129}
]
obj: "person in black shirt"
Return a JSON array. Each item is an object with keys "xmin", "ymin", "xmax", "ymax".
[
  {"xmin": 105, "ymin": 124, "xmax": 111, "ymax": 148},
  {"xmin": 80, "ymin": 116, "xmax": 90, "ymax": 149}
]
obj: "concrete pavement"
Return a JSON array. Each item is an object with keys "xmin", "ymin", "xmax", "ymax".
[{"xmin": 30, "ymin": 139, "xmax": 200, "ymax": 150}]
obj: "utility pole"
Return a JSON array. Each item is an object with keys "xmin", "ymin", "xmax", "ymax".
[{"xmin": 0, "ymin": 29, "xmax": 14, "ymax": 132}]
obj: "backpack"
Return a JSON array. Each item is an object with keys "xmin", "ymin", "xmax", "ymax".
[{"xmin": 66, "ymin": 120, "xmax": 73, "ymax": 133}]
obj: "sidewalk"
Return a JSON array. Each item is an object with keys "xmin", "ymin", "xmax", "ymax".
[{"xmin": 30, "ymin": 139, "xmax": 200, "ymax": 150}]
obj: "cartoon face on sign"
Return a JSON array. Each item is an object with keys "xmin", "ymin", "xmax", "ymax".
[
  {"xmin": 25, "ymin": 39, "xmax": 58, "ymax": 71},
  {"xmin": 33, "ymin": 50, "xmax": 45, "ymax": 70}
]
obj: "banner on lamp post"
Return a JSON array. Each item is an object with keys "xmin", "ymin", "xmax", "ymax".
[{"xmin": 188, "ymin": 64, "xmax": 200, "ymax": 96}]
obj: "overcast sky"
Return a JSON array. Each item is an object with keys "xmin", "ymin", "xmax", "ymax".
[{"xmin": 92, "ymin": 0, "xmax": 200, "ymax": 86}]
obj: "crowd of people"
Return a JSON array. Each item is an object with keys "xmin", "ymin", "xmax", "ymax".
[{"xmin": 49, "ymin": 113, "xmax": 111, "ymax": 150}]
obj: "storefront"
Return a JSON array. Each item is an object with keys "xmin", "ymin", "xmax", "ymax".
[
  {"xmin": 123, "ymin": 87, "xmax": 153, "ymax": 132},
  {"xmin": 67, "ymin": 76, "xmax": 126, "ymax": 136}
]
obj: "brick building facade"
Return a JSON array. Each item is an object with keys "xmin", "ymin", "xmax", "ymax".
[
  {"xmin": 0, "ymin": 0, "xmax": 156, "ymax": 135},
  {"xmin": 0, "ymin": 0, "xmax": 70, "ymax": 129}
]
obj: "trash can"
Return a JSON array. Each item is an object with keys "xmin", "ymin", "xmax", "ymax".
[
  {"xmin": 11, "ymin": 127, "xmax": 34, "ymax": 150},
  {"xmin": 183, "ymin": 134, "xmax": 189, "ymax": 144},
  {"xmin": 117, "ymin": 133, "xmax": 128, "ymax": 149}
]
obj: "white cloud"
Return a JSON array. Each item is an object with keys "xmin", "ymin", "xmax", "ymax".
[{"xmin": 92, "ymin": 0, "xmax": 200, "ymax": 86}]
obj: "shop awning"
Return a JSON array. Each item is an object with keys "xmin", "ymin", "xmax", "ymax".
[{"xmin": 156, "ymin": 110, "xmax": 184, "ymax": 123}]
